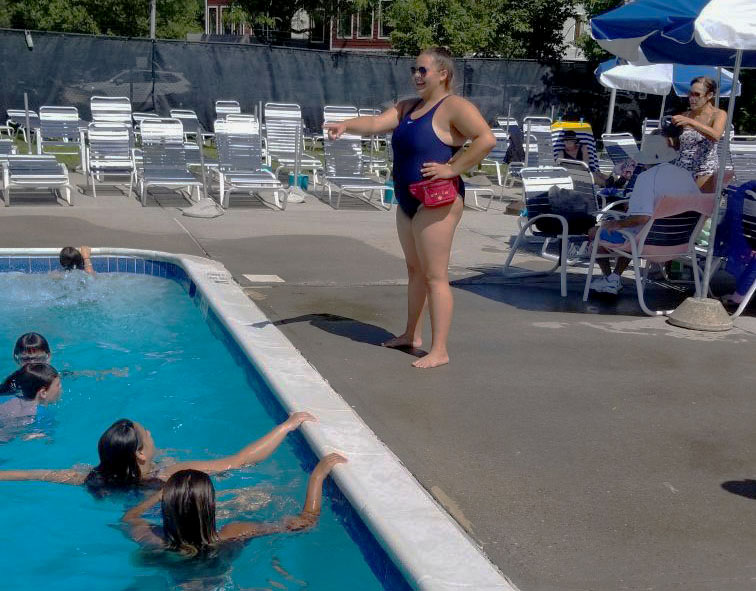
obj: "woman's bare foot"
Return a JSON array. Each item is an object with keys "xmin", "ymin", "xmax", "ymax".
[
  {"xmin": 382, "ymin": 334, "xmax": 422, "ymax": 348},
  {"xmin": 411, "ymin": 351, "xmax": 449, "ymax": 369}
]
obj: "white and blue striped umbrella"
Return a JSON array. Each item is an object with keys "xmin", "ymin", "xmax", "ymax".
[
  {"xmin": 595, "ymin": 59, "xmax": 739, "ymax": 97},
  {"xmin": 591, "ymin": 0, "xmax": 756, "ymax": 67}
]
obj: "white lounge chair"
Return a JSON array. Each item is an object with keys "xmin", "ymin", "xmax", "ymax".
[
  {"xmin": 2, "ymin": 155, "xmax": 72, "ymax": 206},
  {"xmin": 90, "ymin": 96, "xmax": 132, "ymax": 126},
  {"xmin": 264, "ymin": 102, "xmax": 323, "ymax": 184},
  {"xmin": 85, "ymin": 122, "xmax": 136, "ymax": 198}
]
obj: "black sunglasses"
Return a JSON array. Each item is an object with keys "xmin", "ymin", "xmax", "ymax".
[{"xmin": 410, "ymin": 66, "xmax": 429, "ymax": 77}]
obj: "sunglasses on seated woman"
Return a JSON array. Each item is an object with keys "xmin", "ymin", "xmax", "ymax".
[{"xmin": 410, "ymin": 66, "xmax": 429, "ymax": 76}]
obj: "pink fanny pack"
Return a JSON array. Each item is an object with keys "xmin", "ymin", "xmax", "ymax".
[{"xmin": 408, "ymin": 177, "xmax": 460, "ymax": 207}]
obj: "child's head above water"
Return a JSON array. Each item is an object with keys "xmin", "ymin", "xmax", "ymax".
[
  {"xmin": 13, "ymin": 332, "xmax": 51, "ymax": 366},
  {"xmin": 161, "ymin": 469, "xmax": 219, "ymax": 556},
  {"xmin": 85, "ymin": 419, "xmax": 157, "ymax": 494},
  {"xmin": 59, "ymin": 247, "xmax": 85, "ymax": 271},
  {"xmin": 0, "ymin": 363, "xmax": 61, "ymax": 403}
]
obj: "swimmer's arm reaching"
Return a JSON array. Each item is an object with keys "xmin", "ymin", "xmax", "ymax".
[
  {"xmin": 122, "ymin": 489, "xmax": 166, "ymax": 548},
  {"xmin": 0, "ymin": 468, "xmax": 87, "ymax": 485},
  {"xmin": 79, "ymin": 246, "xmax": 95, "ymax": 275},
  {"xmin": 219, "ymin": 453, "xmax": 347, "ymax": 541},
  {"xmin": 161, "ymin": 411, "xmax": 316, "ymax": 478}
]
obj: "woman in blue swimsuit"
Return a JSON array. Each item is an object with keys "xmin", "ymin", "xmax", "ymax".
[{"xmin": 326, "ymin": 47, "xmax": 495, "ymax": 368}]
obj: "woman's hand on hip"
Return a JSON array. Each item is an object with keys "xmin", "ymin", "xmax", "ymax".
[
  {"xmin": 421, "ymin": 162, "xmax": 456, "ymax": 180},
  {"xmin": 324, "ymin": 122, "xmax": 347, "ymax": 140}
]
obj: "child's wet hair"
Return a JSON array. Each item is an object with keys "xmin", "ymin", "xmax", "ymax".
[
  {"xmin": 59, "ymin": 247, "xmax": 85, "ymax": 271},
  {"xmin": 162, "ymin": 469, "xmax": 220, "ymax": 556},
  {"xmin": 0, "ymin": 363, "xmax": 59, "ymax": 400},
  {"xmin": 13, "ymin": 332, "xmax": 51, "ymax": 365},
  {"xmin": 85, "ymin": 419, "xmax": 144, "ymax": 495}
]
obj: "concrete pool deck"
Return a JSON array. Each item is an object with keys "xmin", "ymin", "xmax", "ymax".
[{"xmin": 2, "ymin": 178, "xmax": 756, "ymax": 590}]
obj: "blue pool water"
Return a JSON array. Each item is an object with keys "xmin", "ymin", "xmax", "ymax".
[{"xmin": 0, "ymin": 265, "xmax": 410, "ymax": 590}]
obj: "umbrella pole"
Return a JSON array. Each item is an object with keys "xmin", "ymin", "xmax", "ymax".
[
  {"xmin": 606, "ymin": 88, "xmax": 616, "ymax": 134},
  {"xmin": 715, "ymin": 67, "xmax": 722, "ymax": 108},
  {"xmin": 659, "ymin": 92, "xmax": 667, "ymax": 119},
  {"xmin": 668, "ymin": 50, "xmax": 742, "ymax": 332}
]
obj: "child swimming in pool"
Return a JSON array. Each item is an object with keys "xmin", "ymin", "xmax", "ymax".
[
  {"xmin": 122, "ymin": 453, "xmax": 347, "ymax": 556},
  {"xmin": 0, "ymin": 363, "xmax": 61, "ymax": 441},
  {"xmin": 11, "ymin": 331, "xmax": 129, "ymax": 380},
  {"xmin": 12, "ymin": 333, "xmax": 51, "ymax": 366},
  {"xmin": 0, "ymin": 412, "xmax": 316, "ymax": 493},
  {"xmin": 59, "ymin": 245, "xmax": 95, "ymax": 275}
]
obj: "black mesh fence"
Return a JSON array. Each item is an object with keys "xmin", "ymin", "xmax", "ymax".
[{"xmin": 0, "ymin": 28, "xmax": 674, "ymax": 136}]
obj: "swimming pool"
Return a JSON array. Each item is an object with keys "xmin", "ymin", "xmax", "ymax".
[{"xmin": 0, "ymin": 249, "xmax": 514, "ymax": 591}]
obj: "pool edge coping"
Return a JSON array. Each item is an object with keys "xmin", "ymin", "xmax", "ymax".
[{"xmin": 0, "ymin": 248, "xmax": 518, "ymax": 591}]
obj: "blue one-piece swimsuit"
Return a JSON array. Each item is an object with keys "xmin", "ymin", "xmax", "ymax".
[{"xmin": 391, "ymin": 96, "xmax": 465, "ymax": 218}]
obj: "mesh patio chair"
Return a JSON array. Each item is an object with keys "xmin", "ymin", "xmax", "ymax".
[
  {"xmin": 6, "ymin": 109, "xmax": 39, "ymax": 143},
  {"xmin": 215, "ymin": 100, "xmax": 241, "ymax": 121},
  {"xmin": 730, "ymin": 136, "xmax": 756, "ymax": 185},
  {"xmin": 85, "ymin": 122, "xmax": 136, "ymax": 198},
  {"xmin": 90, "ymin": 96, "xmax": 132, "ymax": 126},
  {"xmin": 583, "ymin": 193, "xmax": 715, "ymax": 315},
  {"xmin": 169, "ymin": 109, "xmax": 215, "ymax": 145},
  {"xmin": 320, "ymin": 105, "xmax": 389, "ymax": 210},
  {"xmin": 264, "ymin": 102, "xmax": 323, "ymax": 184},
  {"xmin": 502, "ymin": 166, "xmax": 605, "ymax": 297},
  {"xmin": 137, "ymin": 118, "xmax": 203, "ymax": 207},
  {"xmin": 0, "ymin": 139, "xmax": 17, "ymax": 156},
  {"xmin": 557, "ymin": 158, "xmax": 604, "ymax": 209},
  {"xmin": 212, "ymin": 115, "xmax": 287, "ymax": 209},
  {"xmin": 2, "ymin": 155, "xmax": 72, "ymax": 206},
  {"xmin": 36, "ymin": 106, "xmax": 84, "ymax": 159},
  {"xmin": 522, "ymin": 116, "xmax": 554, "ymax": 168},
  {"xmin": 601, "ymin": 132, "xmax": 640, "ymax": 166}
]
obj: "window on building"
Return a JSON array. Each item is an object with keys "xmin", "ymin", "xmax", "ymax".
[
  {"xmin": 337, "ymin": 11, "xmax": 353, "ymax": 38},
  {"xmin": 357, "ymin": 9, "xmax": 374, "ymax": 38},
  {"xmin": 220, "ymin": 7, "xmax": 236, "ymax": 34},
  {"xmin": 207, "ymin": 6, "xmax": 218, "ymax": 35},
  {"xmin": 378, "ymin": 0, "xmax": 393, "ymax": 39}
]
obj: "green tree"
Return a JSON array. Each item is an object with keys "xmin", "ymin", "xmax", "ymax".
[
  {"xmin": 1, "ymin": 0, "xmax": 203, "ymax": 39},
  {"xmin": 385, "ymin": 0, "xmax": 577, "ymax": 61}
]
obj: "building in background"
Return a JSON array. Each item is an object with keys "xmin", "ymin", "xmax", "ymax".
[{"xmin": 330, "ymin": 0, "xmax": 392, "ymax": 51}]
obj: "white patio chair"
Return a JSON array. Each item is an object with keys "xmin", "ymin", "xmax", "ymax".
[
  {"xmin": 2, "ymin": 155, "xmax": 72, "ymax": 206},
  {"xmin": 212, "ymin": 115, "xmax": 287, "ymax": 209},
  {"xmin": 320, "ymin": 105, "xmax": 388, "ymax": 210},
  {"xmin": 36, "ymin": 106, "xmax": 84, "ymax": 159},
  {"xmin": 522, "ymin": 116, "xmax": 553, "ymax": 168},
  {"xmin": 90, "ymin": 96, "xmax": 132, "ymax": 126},
  {"xmin": 0, "ymin": 139, "xmax": 17, "ymax": 156},
  {"xmin": 730, "ymin": 136, "xmax": 756, "ymax": 185},
  {"xmin": 481, "ymin": 127, "xmax": 510, "ymax": 186},
  {"xmin": 601, "ymin": 132, "xmax": 640, "ymax": 166},
  {"xmin": 557, "ymin": 158, "xmax": 604, "ymax": 209},
  {"xmin": 264, "ymin": 102, "xmax": 323, "ymax": 184},
  {"xmin": 552, "ymin": 128, "xmax": 600, "ymax": 172},
  {"xmin": 215, "ymin": 100, "xmax": 241, "ymax": 121},
  {"xmin": 502, "ymin": 166, "xmax": 604, "ymax": 297},
  {"xmin": 641, "ymin": 119, "xmax": 660, "ymax": 149},
  {"xmin": 6, "ymin": 109, "xmax": 39, "ymax": 143},
  {"xmin": 137, "ymin": 118, "xmax": 203, "ymax": 207},
  {"xmin": 169, "ymin": 109, "xmax": 215, "ymax": 145},
  {"xmin": 85, "ymin": 122, "xmax": 136, "ymax": 198},
  {"xmin": 583, "ymin": 193, "xmax": 715, "ymax": 315}
]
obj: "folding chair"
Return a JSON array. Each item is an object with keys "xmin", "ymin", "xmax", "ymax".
[
  {"xmin": 212, "ymin": 115, "xmax": 287, "ymax": 209},
  {"xmin": 2, "ymin": 155, "xmax": 72, "ymax": 206},
  {"xmin": 502, "ymin": 167, "xmax": 600, "ymax": 297},
  {"xmin": 137, "ymin": 118, "xmax": 203, "ymax": 207},
  {"xmin": 583, "ymin": 193, "xmax": 716, "ymax": 315},
  {"xmin": 320, "ymin": 105, "xmax": 389, "ymax": 210},
  {"xmin": 90, "ymin": 96, "xmax": 132, "ymax": 126},
  {"xmin": 85, "ymin": 122, "xmax": 136, "ymax": 198},
  {"xmin": 264, "ymin": 102, "xmax": 323, "ymax": 184}
]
